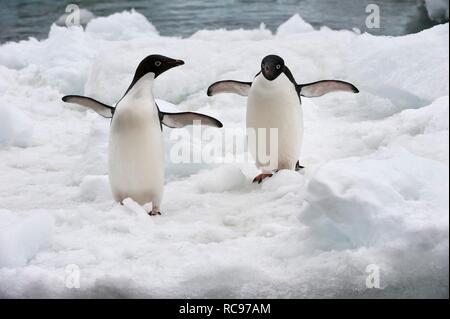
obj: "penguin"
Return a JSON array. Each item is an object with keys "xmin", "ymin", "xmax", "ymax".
[
  {"xmin": 63, "ymin": 54, "xmax": 223, "ymax": 215},
  {"xmin": 207, "ymin": 54, "xmax": 358, "ymax": 183}
]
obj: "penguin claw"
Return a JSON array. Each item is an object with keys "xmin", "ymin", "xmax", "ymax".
[
  {"xmin": 295, "ymin": 161, "xmax": 305, "ymax": 171},
  {"xmin": 149, "ymin": 211, "xmax": 162, "ymax": 216},
  {"xmin": 252, "ymin": 173, "xmax": 273, "ymax": 184}
]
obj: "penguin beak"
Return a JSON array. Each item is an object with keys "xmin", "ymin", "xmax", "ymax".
[
  {"xmin": 263, "ymin": 66, "xmax": 274, "ymax": 78},
  {"xmin": 262, "ymin": 67, "xmax": 275, "ymax": 80},
  {"xmin": 169, "ymin": 59, "xmax": 185, "ymax": 67}
]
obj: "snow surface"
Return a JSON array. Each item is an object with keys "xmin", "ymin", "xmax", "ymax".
[{"xmin": 0, "ymin": 10, "xmax": 448, "ymax": 298}]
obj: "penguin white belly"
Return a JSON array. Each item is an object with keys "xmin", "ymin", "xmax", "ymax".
[
  {"xmin": 108, "ymin": 75, "xmax": 164, "ymax": 206},
  {"xmin": 246, "ymin": 73, "xmax": 303, "ymax": 171}
]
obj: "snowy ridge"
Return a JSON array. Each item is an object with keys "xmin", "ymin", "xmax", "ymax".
[{"xmin": 0, "ymin": 11, "xmax": 448, "ymax": 298}]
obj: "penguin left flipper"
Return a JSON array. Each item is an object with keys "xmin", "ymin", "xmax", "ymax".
[
  {"xmin": 207, "ymin": 80, "xmax": 252, "ymax": 97},
  {"xmin": 160, "ymin": 112, "xmax": 223, "ymax": 128},
  {"xmin": 62, "ymin": 95, "xmax": 115, "ymax": 118},
  {"xmin": 297, "ymin": 80, "xmax": 359, "ymax": 98}
]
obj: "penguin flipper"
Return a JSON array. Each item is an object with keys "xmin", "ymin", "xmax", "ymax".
[
  {"xmin": 160, "ymin": 112, "xmax": 223, "ymax": 128},
  {"xmin": 62, "ymin": 95, "xmax": 115, "ymax": 118},
  {"xmin": 207, "ymin": 80, "xmax": 251, "ymax": 97},
  {"xmin": 298, "ymin": 80, "xmax": 359, "ymax": 98}
]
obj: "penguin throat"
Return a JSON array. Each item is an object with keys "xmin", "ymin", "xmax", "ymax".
[
  {"xmin": 259, "ymin": 73, "xmax": 281, "ymax": 87},
  {"xmin": 128, "ymin": 73, "xmax": 155, "ymax": 98}
]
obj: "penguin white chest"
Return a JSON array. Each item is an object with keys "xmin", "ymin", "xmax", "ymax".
[
  {"xmin": 246, "ymin": 73, "xmax": 303, "ymax": 171},
  {"xmin": 108, "ymin": 74, "xmax": 164, "ymax": 206}
]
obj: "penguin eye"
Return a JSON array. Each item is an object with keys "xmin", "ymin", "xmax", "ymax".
[
  {"xmin": 155, "ymin": 61, "xmax": 162, "ymax": 67},
  {"xmin": 276, "ymin": 64, "xmax": 281, "ymax": 70}
]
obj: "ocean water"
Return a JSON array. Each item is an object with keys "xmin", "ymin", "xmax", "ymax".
[{"xmin": 0, "ymin": 0, "xmax": 444, "ymax": 43}]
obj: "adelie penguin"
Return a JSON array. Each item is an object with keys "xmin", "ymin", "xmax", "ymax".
[
  {"xmin": 207, "ymin": 54, "xmax": 358, "ymax": 183},
  {"xmin": 63, "ymin": 55, "xmax": 223, "ymax": 216}
]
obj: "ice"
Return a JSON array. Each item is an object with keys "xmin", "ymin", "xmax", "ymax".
[
  {"xmin": 0, "ymin": 210, "xmax": 54, "ymax": 268},
  {"xmin": 0, "ymin": 105, "xmax": 33, "ymax": 147},
  {"xmin": 194, "ymin": 165, "xmax": 247, "ymax": 193},
  {"xmin": 85, "ymin": 10, "xmax": 159, "ymax": 41},
  {"xmin": 276, "ymin": 14, "xmax": 315, "ymax": 35},
  {"xmin": 0, "ymin": 11, "xmax": 448, "ymax": 298},
  {"xmin": 78, "ymin": 175, "xmax": 111, "ymax": 202}
]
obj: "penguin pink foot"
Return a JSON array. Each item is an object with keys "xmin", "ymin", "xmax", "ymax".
[
  {"xmin": 149, "ymin": 205, "xmax": 162, "ymax": 216},
  {"xmin": 252, "ymin": 173, "xmax": 273, "ymax": 184}
]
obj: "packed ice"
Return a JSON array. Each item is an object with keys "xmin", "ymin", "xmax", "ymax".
[{"xmin": 0, "ymin": 10, "xmax": 448, "ymax": 298}]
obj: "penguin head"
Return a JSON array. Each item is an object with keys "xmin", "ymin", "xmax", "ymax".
[
  {"xmin": 134, "ymin": 54, "xmax": 184, "ymax": 79},
  {"xmin": 261, "ymin": 55, "xmax": 285, "ymax": 81}
]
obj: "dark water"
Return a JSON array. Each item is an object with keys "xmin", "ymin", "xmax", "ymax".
[{"xmin": 0, "ymin": 0, "xmax": 445, "ymax": 44}]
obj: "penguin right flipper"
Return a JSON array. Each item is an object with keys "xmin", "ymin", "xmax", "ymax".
[
  {"xmin": 297, "ymin": 80, "xmax": 359, "ymax": 98},
  {"xmin": 62, "ymin": 95, "xmax": 115, "ymax": 118},
  {"xmin": 160, "ymin": 112, "xmax": 223, "ymax": 128},
  {"xmin": 207, "ymin": 80, "xmax": 252, "ymax": 97}
]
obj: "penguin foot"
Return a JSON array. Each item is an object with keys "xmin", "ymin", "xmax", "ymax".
[
  {"xmin": 295, "ymin": 161, "xmax": 305, "ymax": 172},
  {"xmin": 252, "ymin": 173, "xmax": 273, "ymax": 184},
  {"xmin": 149, "ymin": 211, "xmax": 162, "ymax": 216}
]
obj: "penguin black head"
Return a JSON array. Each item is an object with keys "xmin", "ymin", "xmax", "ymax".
[
  {"xmin": 261, "ymin": 55, "xmax": 285, "ymax": 81},
  {"xmin": 134, "ymin": 54, "xmax": 184, "ymax": 80},
  {"xmin": 123, "ymin": 54, "xmax": 184, "ymax": 96}
]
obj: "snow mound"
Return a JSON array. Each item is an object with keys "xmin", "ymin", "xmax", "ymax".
[
  {"xmin": 0, "ymin": 105, "xmax": 33, "ymax": 147},
  {"xmin": 85, "ymin": 10, "xmax": 159, "ymax": 41},
  {"xmin": 78, "ymin": 175, "xmax": 111, "ymax": 202},
  {"xmin": 122, "ymin": 198, "xmax": 153, "ymax": 219},
  {"xmin": 300, "ymin": 150, "xmax": 448, "ymax": 251},
  {"xmin": 0, "ymin": 210, "xmax": 54, "ymax": 268},
  {"xmin": 195, "ymin": 166, "xmax": 247, "ymax": 193},
  {"xmin": 276, "ymin": 14, "xmax": 314, "ymax": 35},
  {"xmin": 349, "ymin": 24, "xmax": 448, "ymax": 102}
]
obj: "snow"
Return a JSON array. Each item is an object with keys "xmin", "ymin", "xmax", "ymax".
[
  {"xmin": 276, "ymin": 14, "xmax": 315, "ymax": 35},
  {"xmin": 78, "ymin": 175, "xmax": 111, "ymax": 202},
  {"xmin": 0, "ymin": 210, "xmax": 54, "ymax": 268},
  {"xmin": 0, "ymin": 105, "xmax": 33, "ymax": 147},
  {"xmin": 85, "ymin": 10, "xmax": 159, "ymax": 41},
  {"xmin": 0, "ymin": 11, "xmax": 448, "ymax": 298}
]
